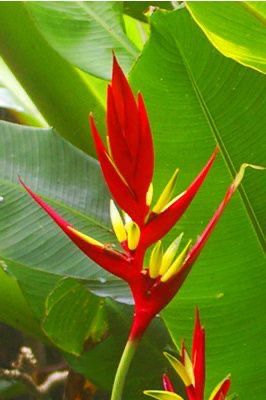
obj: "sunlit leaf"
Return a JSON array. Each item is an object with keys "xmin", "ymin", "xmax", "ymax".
[
  {"xmin": 26, "ymin": 1, "xmax": 139, "ymax": 79},
  {"xmin": 42, "ymin": 278, "xmax": 108, "ymax": 355},
  {"xmin": 0, "ymin": 2, "xmax": 105, "ymax": 155},
  {"xmin": 0, "ymin": 58, "xmax": 46, "ymax": 127},
  {"xmin": 186, "ymin": 2, "xmax": 266, "ymax": 74}
]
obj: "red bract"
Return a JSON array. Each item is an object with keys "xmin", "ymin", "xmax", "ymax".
[
  {"xmin": 162, "ymin": 374, "xmax": 175, "ymax": 393},
  {"xmin": 90, "ymin": 56, "xmax": 154, "ymax": 226},
  {"xmin": 144, "ymin": 310, "xmax": 231, "ymax": 400},
  {"xmin": 20, "ymin": 56, "xmax": 258, "ymax": 340}
]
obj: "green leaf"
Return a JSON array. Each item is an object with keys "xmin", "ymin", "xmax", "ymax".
[
  {"xmin": 0, "ymin": 121, "xmax": 129, "ymax": 299},
  {"xmin": 186, "ymin": 2, "xmax": 266, "ymax": 74},
  {"xmin": 0, "ymin": 58, "xmax": 46, "ymax": 127},
  {"xmin": 26, "ymin": 1, "xmax": 139, "ymax": 80},
  {"xmin": 6, "ymin": 258, "xmax": 175, "ymax": 399},
  {"xmin": 66, "ymin": 300, "xmax": 178, "ymax": 399},
  {"xmin": 0, "ymin": 2, "xmax": 105, "ymax": 155},
  {"xmin": 124, "ymin": 15, "xmax": 149, "ymax": 51},
  {"xmin": 42, "ymin": 278, "xmax": 108, "ymax": 355},
  {"xmin": 0, "ymin": 380, "xmax": 26, "ymax": 399},
  {"xmin": 0, "ymin": 266, "xmax": 40, "ymax": 336},
  {"xmin": 130, "ymin": 8, "xmax": 265, "ymax": 399}
]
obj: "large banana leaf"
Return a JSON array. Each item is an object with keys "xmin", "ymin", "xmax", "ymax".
[
  {"xmin": 0, "ymin": 121, "xmax": 119, "ymax": 283},
  {"xmin": 130, "ymin": 8, "xmax": 265, "ymax": 399},
  {"xmin": 0, "ymin": 2, "xmax": 105, "ymax": 155},
  {"xmin": 186, "ymin": 2, "xmax": 266, "ymax": 74},
  {"xmin": 0, "ymin": 5, "xmax": 265, "ymax": 399},
  {"xmin": 0, "ymin": 121, "xmax": 173, "ymax": 398},
  {"xmin": 26, "ymin": 1, "xmax": 139, "ymax": 79}
]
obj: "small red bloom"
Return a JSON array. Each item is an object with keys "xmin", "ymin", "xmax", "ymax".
[
  {"xmin": 144, "ymin": 310, "xmax": 231, "ymax": 400},
  {"xmin": 20, "ymin": 56, "xmax": 262, "ymax": 340},
  {"xmin": 162, "ymin": 374, "xmax": 175, "ymax": 393}
]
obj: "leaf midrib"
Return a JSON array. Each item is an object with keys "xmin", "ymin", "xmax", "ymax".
[
  {"xmin": 0, "ymin": 254, "xmax": 107, "ymax": 284},
  {"xmin": 242, "ymin": 2, "xmax": 266, "ymax": 26},
  {"xmin": 171, "ymin": 25, "xmax": 265, "ymax": 252},
  {"xmin": 76, "ymin": 1, "xmax": 138, "ymax": 58}
]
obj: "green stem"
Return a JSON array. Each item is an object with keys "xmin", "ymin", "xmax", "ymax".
[{"xmin": 111, "ymin": 339, "xmax": 139, "ymax": 400}]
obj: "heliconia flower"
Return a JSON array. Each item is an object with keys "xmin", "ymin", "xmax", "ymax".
[
  {"xmin": 89, "ymin": 55, "xmax": 154, "ymax": 226},
  {"xmin": 89, "ymin": 55, "xmax": 218, "ymax": 236},
  {"xmin": 20, "ymin": 55, "xmax": 263, "ymax": 343},
  {"xmin": 144, "ymin": 310, "xmax": 231, "ymax": 400}
]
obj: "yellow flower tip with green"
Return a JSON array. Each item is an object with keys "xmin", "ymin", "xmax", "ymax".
[
  {"xmin": 232, "ymin": 163, "xmax": 265, "ymax": 191},
  {"xmin": 149, "ymin": 240, "xmax": 164, "ymax": 279},
  {"xmin": 160, "ymin": 191, "xmax": 186, "ymax": 213},
  {"xmin": 159, "ymin": 233, "xmax": 184, "ymax": 275},
  {"xmin": 106, "ymin": 135, "xmax": 112, "ymax": 156},
  {"xmin": 125, "ymin": 221, "xmax": 141, "ymax": 250},
  {"xmin": 110, "ymin": 199, "xmax": 127, "ymax": 243},
  {"xmin": 161, "ymin": 240, "xmax": 192, "ymax": 283},
  {"xmin": 163, "ymin": 352, "xmax": 194, "ymax": 387},
  {"xmin": 143, "ymin": 390, "xmax": 184, "ymax": 400},
  {"xmin": 67, "ymin": 226, "xmax": 104, "ymax": 248},
  {"xmin": 153, "ymin": 168, "xmax": 179, "ymax": 214},
  {"xmin": 183, "ymin": 349, "xmax": 195, "ymax": 387},
  {"xmin": 146, "ymin": 182, "xmax": 154, "ymax": 206}
]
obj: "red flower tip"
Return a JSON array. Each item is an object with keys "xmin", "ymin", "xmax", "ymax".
[
  {"xmin": 183, "ymin": 163, "xmax": 264, "ymax": 271},
  {"xmin": 90, "ymin": 56, "xmax": 154, "ymax": 225},
  {"xmin": 209, "ymin": 376, "xmax": 231, "ymax": 400},
  {"xmin": 162, "ymin": 373, "xmax": 175, "ymax": 393},
  {"xmin": 156, "ymin": 310, "xmax": 231, "ymax": 400},
  {"xmin": 142, "ymin": 148, "xmax": 219, "ymax": 246},
  {"xmin": 192, "ymin": 308, "xmax": 205, "ymax": 400},
  {"xmin": 19, "ymin": 178, "xmax": 130, "ymax": 281}
]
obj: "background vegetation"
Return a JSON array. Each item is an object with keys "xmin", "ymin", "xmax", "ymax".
[{"xmin": 0, "ymin": 2, "xmax": 265, "ymax": 399}]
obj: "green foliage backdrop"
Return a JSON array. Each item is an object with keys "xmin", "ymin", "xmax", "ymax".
[{"xmin": 0, "ymin": 2, "xmax": 265, "ymax": 399}]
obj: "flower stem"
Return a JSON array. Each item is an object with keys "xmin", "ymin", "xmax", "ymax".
[{"xmin": 111, "ymin": 339, "xmax": 139, "ymax": 400}]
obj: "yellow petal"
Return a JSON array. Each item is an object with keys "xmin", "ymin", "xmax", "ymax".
[
  {"xmin": 153, "ymin": 169, "xmax": 179, "ymax": 214},
  {"xmin": 149, "ymin": 241, "xmax": 163, "ymax": 279},
  {"xmin": 106, "ymin": 152, "xmax": 130, "ymax": 188},
  {"xmin": 160, "ymin": 191, "xmax": 185, "ymax": 212},
  {"xmin": 106, "ymin": 135, "xmax": 112, "ymax": 156},
  {"xmin": 183, "ymin": 349, "xmax": 195, "ymax": 387},
  {"xmin": 159, "ymin": 233, "xmax": 184, "ymax": 275},
  {"xmin": 146, "ymin": 183, "xmax": 154, "ymax": 206},
  {"xmin": 110, "ymin": 200, "xmax": 127, "ymax": 242},
  {"xmin": 161, "ymin": 240, "xmax": 192, "ymax": 283},
  {"xmin": 123, "ymin": 211, "xmax": 132, "ymax": 224},
  {"xmin": 125, "ymin": 221, "xmax": 140, "ymax": 250},
  {"xmin": 144, "ymin": 390, "xmax": 184, "ymax": 400},
  {"xmin": 68, "ymin": 227, "xmax": 104, "ymax": 248},
  {"xmin": 208, "ymin": 375, "xmax": 231, "ymax": 400},
  {"xmin": 164, "ymin": 352, "xmax": 193, "ymax": 387}
]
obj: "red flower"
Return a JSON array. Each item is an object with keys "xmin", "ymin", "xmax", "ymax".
[
  {"xmin": 20, "ymin": 56, "xmax": 262, "ymax": 340},
  {"xmin": 144, "ymin": 310, "xmax": 231, "ymax": 400}
]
